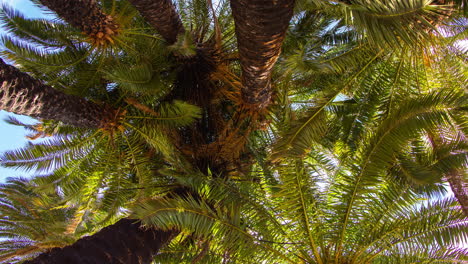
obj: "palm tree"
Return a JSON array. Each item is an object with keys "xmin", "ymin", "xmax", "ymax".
[
  {"xmin": 132, "ymin": 89, "xmax": 467, "ymax": 263},
  {"xmin": 0, "ymin": 178, "xmax": 82, "ymax": 263},
  {"xmin": 0, "ymin": 0, "xmax": 466, "ymax": 263},
  {"xmin": 0, "ymin": 59, "xmax": 117, "ymax": 128}
]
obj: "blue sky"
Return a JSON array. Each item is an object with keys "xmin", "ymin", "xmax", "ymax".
[
  {"xmin": 0, "ymin": 111, "xmax": 38, "ymax": 180},
  {"xmin": 0, "ymin": 0, "xmax": 49, "ymax": 181},
  {"xmin": 0, "ymin": 0, "xmax": 47, "ymax": 18}
]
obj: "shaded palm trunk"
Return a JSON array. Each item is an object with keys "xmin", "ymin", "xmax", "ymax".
[
  {"xmin": 230, "ymin": 0, "xmax": 295, "ymax": 109},
  {"xmin": 128, "ymin": 0, "xmax": 185, "ymax": 44},
  {"xmin": 24, "ymin": 219, "xmax": 177, "ymax": 264},
  {"xmin": 0, "ymin": 58, "xmax": 115, "ymax": 128},
  {"xmin": 427, "ymin": 132, "xmax": 468, "ymax": 217},
  {"xmin": 39, "ymin": 0, "xmax": 119, "ymax": 45},
  {"xmin": 446, "ymin": 170, "xmax": 468, "ymax": 217}
]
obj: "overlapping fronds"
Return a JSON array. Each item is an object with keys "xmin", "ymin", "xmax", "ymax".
[
  {"xmin": 0, "ymin": 5, "xmax": 76, "ymax": 48},
  {"xmin": 331, "ymin": 89, "xmax": 466, "ymax": 235},
  {"xmin": 0, "ymin": 132, "xmax": 98, "ymax": 173},
  {"xmin": 256, "ymin": 68, "xmax": 467, "ymax": 262},
  {"xmin": 0, "ymin": 0, "xmax": 466, "ymax": 262},
  {"xmin": 1, "ymin": 36, "xmax": 89, "ymax": 71},
  {"xmin": 0, "ymin": 96, "xmax": 202, "ymax": 235},
  {"xmin": 132, "ymin": 175, "xmax": 295, "ymax": 263},
  {"xmin": 343, "ymin": 0, "xmax": 456, "ymax": 49},
  {"xmin": 1, "ymin": 3, "xmax": 175, "ymax": 98},
  {"xmin": 256, "ymin": 127, "xmax": 467, "ymax": 263},
  {"xmin": 103, "ymin": 61, "xmax": 168, "ymax": 96},
  {"xmin": 0, "ymin": 178, "xmax": 85, "ymax": 263},
  {"xmin": 272, "ymin": 49, "xmax": 384, "ymax": 160},
  {"xmin": 272, "ymin": 98, "xmax": 330, "ymax": 159}
]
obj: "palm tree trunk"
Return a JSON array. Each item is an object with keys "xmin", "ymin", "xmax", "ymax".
[
  {"xmin": 128, "ymin": 0, "xmax": 185, "ymax": 44},
  {"xmin": 23, "ymin": 219, "xmax": 177, "ymax": 264},
  {"xmin": 446, "ymin": 170, "xmax": 468, "ymax": 217},
  {"xmin": 38, "ymin": 0, "xmax": 119, "ymax": 44},
  {"xmin": 230, "ymin": 0, "xmax": 295, "ymax": 109},
  {"xmin": 427, "ymin": 132, "xmax": 468, "ymax": 217},
  {"xmin": 0, "ymin": 58, "xmax": 116, "ymax": 128}
]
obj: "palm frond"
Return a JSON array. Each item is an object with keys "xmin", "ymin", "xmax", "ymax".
[{"xmin": 345, "ymin": 0, "xmax": 455, "ymax": 49}]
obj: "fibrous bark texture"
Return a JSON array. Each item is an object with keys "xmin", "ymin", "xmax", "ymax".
[
  {"xmin": 39, "ymin": 0, "xmax": 119, "ymax": 43},
  {"xmin": 446, "ymin": 170, "xmax": 468, "ymax": 217},
  {"xmin": 0, "ymin": 58, "xmax": 115, "ymax": 128},
  {"xmin": 24, "ymin": 219, "xmax": 177, "ymax": 264},
  {"xmin": 230, "ymin": 0, "xmax": 295, "ymax": 109},
  {"xmin": 128, "ymin": 0, "xmax": 184, "ymax": 44}
]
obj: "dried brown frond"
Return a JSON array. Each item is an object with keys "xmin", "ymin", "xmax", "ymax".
[
  {"xmin": 209, "ymin": 64, "xmax": 243, "ymax": 103},
  {"xmin": 98, "ymin": 108, "xmax": 127, "ymax": 136},
  {"xmin": 25, "ymin": 124, "xmax": 52, "ymax": 140}
]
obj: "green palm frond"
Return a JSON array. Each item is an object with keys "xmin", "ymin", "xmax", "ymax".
[
  {"xmin": 271, "ymin": 160, "xmax": 327, "ymax": 263},
  {"xmin": 334, "ymin": 89, "xmax": 466, "ymax": 227},
  {"xmin": 1, "ymin": 36, "xmax": 89, "ymax": 71},
  {"xmin": 359, "ymin": 197, "xmax": 467, "ymax": 263},
  {"xmin": 132, "ymin": 175, "xmax": 296, "ymax": 263},
  {"xmin": 261, "ymin": 156, "xmax": 467, "ymax": 263},
  {"xmin": 0, "ymin": 132, "xmax": 99, "ymax": 173},
  {"xmin": 272, "ymin": 99, "xmax": 329, "ymax": 159},
  {"xmin": 0, "ymin": 5, "xmax": 77, "ymax": 48},
  {"xmin": 322, "ymin": 44, "xmax": 382, "ymax": 74},
  {"xmin": 177, "ymin": 0, "xmax": 211, "ymax": 42},
  {"xmin": 0, "ymin": 178, "xmax": 85, "ymax": 263},
  {"xmin": 134, "ymin": 195, "xmax": 263, "ymax": 262},
  {"xmin": 272, "ymin": 50, "xmax": 384, "ymax": 160},
  {"xmin": 344, "ymin": 0, "xmax": 455, "ymax": 49},
  {"xmin": 149, "ymin": 100, "xmax": 202, "ymax": 127},
  {"xmin": 103, "ymin": 61, "xmax": 169, "ymax": 96},
  {"xmin": 357, "ymin": 88, "xmax": 465, "ymax": 172}
]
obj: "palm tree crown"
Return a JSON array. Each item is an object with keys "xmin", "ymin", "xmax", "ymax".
[{"xmin": 0, "ymin": 0, "xmax": 466, "ymax": 263}]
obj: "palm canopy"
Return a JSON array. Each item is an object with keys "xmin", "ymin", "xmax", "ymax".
[
  {"xmin": 0, "ymin": 0, "xmax": 466, "ymax": 263},
  {"xmin": 0, "ymin": 178, "xmax": 87, "ymax": 263},
  {"xmin": 258, "ymin": 89, "xmax": 468, "ymax": 263}
]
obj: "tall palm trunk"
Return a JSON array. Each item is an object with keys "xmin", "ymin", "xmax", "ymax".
[
  {"xmin": 23, "ymin": 219, "xmax": 177, "ymax": 264},
  {"xmin": 446, "ymin": 170, "xmax": 468, "ymax": 217},
  {"xmin": 0, "ymin": 59, "xmax": 115, "ymax": 128},
  {"xmin": 230, "ymin": 0, "xmax": 295, "ymax": 109},
  {"xmin": 39, "ymin": 0, "xmax": 119, "ymax": 45},
  {"xmin": 128, "ymin": 0, "xmax": 185, "ymax": 44}
]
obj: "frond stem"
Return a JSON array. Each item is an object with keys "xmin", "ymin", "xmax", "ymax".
[
  {"xmin": 334, "ymin": 49, "xmax": 397, "ymax": 264},
  {"xmin": 294, "ymin": 161, "xmax": 323, "ymax": 264}
]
